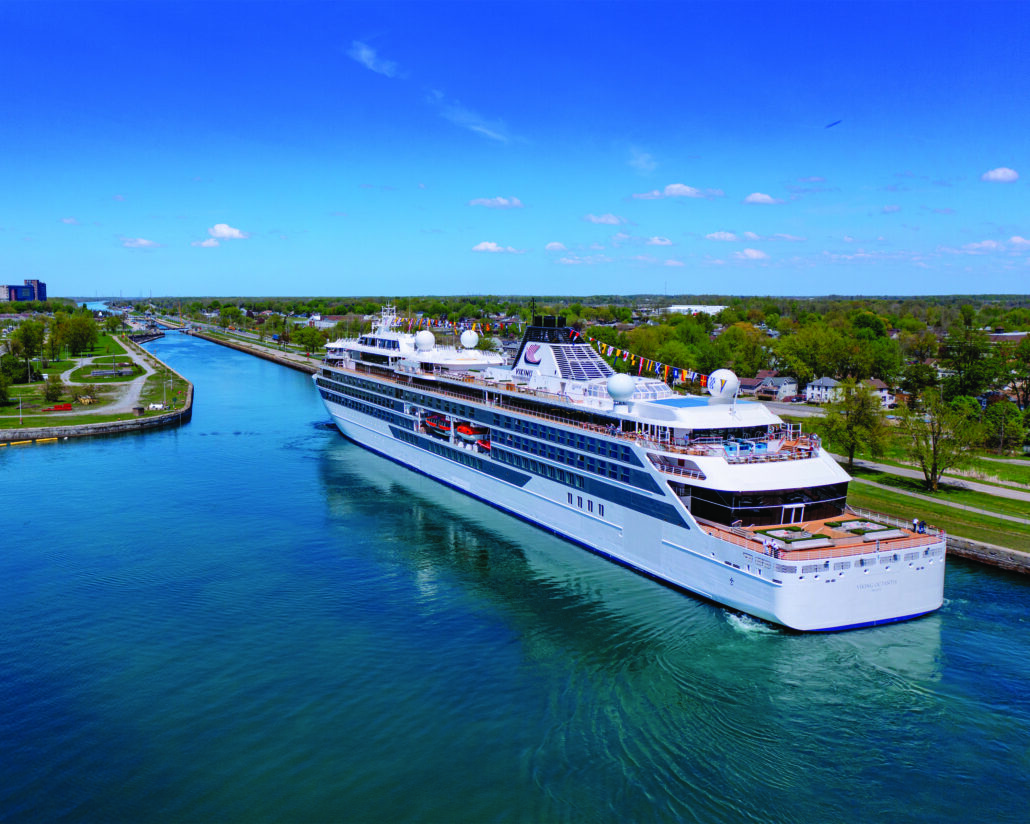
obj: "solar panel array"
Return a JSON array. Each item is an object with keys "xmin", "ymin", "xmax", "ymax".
[{"xmin": 551, "ymin": 344, "xmax": 614, "ymax": 380}]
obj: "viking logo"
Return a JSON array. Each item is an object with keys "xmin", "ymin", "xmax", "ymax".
[{"xmin": 524, "ymin": 344, "xmax": 542, "ymax": 365}]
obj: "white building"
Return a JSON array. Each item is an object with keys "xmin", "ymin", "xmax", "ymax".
[
  {"xmin": 806, "ymin": 377, "xmax": 841, "ymax": 404},
  {"xmin": 665, "ymin": 304, "xmax": 727, "ymax": 316}
]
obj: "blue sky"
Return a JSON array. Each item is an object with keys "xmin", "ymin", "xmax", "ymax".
[{"xmin": 2, "ymin": 1, "xmax": 1028, "ymax": 298}]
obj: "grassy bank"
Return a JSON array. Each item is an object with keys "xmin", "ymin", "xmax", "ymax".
[
  {"xmin": 847, "ymin": 482, "xmax": 1030, "ymax": 552},
  {"xmin": 847, "ymin": 465, "xmax": 1030, "ymax": 520}
]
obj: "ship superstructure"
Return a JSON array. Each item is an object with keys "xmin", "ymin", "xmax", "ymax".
[{"xmin": 314, "ymin": 308, "xmax": 945, "ymax": 631}]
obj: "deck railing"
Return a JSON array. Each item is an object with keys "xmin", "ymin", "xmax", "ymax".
[
  {"xmin": 696, "ymin": 517, "xmax": 942, "ymax": 561},
  {"xmin": 334, "ymin": 358, "xmax": 818, "ymax": 465}
]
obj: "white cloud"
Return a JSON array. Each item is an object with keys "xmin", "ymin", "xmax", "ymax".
[
  {"xmin": 347, "ymin": 41, "xmax": 400, "ymax": 78},
  {"xmin": 208, "ymin": 223, "xmax": 249, "ymax": 240},
  {"xmin": 733, "ymin": 248, "xmax": 768, "ymax": 260},
  {"xmin": 633, "ymin": 182, "xmax": 717, "ymax": 200},
  {"xmin": 1010, "ymin": 236, "xmax": 1030, "ymax": 247},
  {"xmin": 742, "ymin": 231, "xmax": 761, "ymax": 240},
  {"xmin": 428, "ymin": 90, "xmax": 509, "ymax": 142},
  {"xmin": 963, "ymin": 240, "xmax": 1001, "ymax": 252},
  {"xmin": 981, "ymin": 167, "xmax": 1019, "ymax": 183},
  {"xmin": 772, "ymin": 233, "xmax": 806, "ymax": 242},
  {"xmin": 122, "ymin": 237, "xmax": 157, "ymax": 248},
  {"xmin": 646, "ymin": 236, "xmax": 672, "ymax": 246},
  {"xmin": 882, "ymin": 204, "xmax": 901, "ymax": 213},
  {"xmin": 706, "ymin": 231, "xmax": 738, "ymax": 241},
  {"xmin": 61, "ymin": 217, "xmax": 79, "ymax": 225},
  {"xmin": 743, "ymin": 192, "xmax": 783, "ymax": 205},
  {"xmin": 664, "ymin": 259, "xmax": 685, "ymax": 267},
  {"xmin": 663, "ymin": 183, "xmax": 705, "ymax": 198},
  {"xmin": 192, "ymin": 238, "xmax": 219, "ymax": 248},
  {"xmin": 629, "ymin": 148, "xmax": 657, "ymax": 174},
  {"xmin": 545, "ymin": 241, "xmax": 567, "ymax": 252},
  {"xmin": 469, "ymin": 196, "xmax": 523, "ymax": 209},
  {"xmin": 472, "ymin": 241, "xmax": 523, "ymax": 253},
  {"xmin": 557, "ymin": 254, "xmax": 611, "ymax": 265},
  {"xmin": 584, "ymin": 213, "xmax": 625, "ymax": 225}
]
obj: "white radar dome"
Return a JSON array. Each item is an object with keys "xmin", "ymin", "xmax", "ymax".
[
  {"xmin": 414, "ymin": 330, "xmax": 436, "ymax": 351},
  {"xmin": 460, "ymin": 330, "xmax": 479, "ymax": 349},
  {"xmin": 706, "ymin": 369, "xmax": 740, "ymax": 399},
  {"xmin": 607, "ymin": 373, "xmax": 635, "ymax": 402}
]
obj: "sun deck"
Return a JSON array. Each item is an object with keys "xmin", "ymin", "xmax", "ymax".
[{"xmin": 699, "ymin": 508, "xmax": 942, "ymax": 562}]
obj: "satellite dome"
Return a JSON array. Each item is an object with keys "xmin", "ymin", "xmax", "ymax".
[
  {"xmin": 460, "ymin": 330, "xmax": 479, "ymax": 349},
  {"xmin": 607, "ymin": 373, "xmax": 635, "ymax": 402},
  {"xmin": 414, "ymin": 330, "xmax": 436, "ymax": 351},
  {"xmin": 706, "ymin": 368, "xmax": 740, "ymax": 399}
]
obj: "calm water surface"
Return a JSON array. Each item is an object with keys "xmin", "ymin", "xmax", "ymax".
[{"xmin": 2, "ymin": 333, "xmax": 1028, "ymax": 823}]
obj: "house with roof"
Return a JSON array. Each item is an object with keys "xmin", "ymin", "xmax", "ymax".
[
  {"xmin": 755, "ymin": 376, "xmax": 797, "ymax": 401},
  {"xmin": 805, "ymin": 376, "xmax": 841, "ymax": 404},
  {"xmin": 737, "ymin": 377, "xmax": 763, "ymax": 396},
  {"xmin": 864, "ymin": 378, "xmax": 895, "ymax": 408}
]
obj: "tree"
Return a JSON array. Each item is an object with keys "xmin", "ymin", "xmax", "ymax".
[
  {"xmin": 42, "ymin": 373, "xmax": 64, "ymax": 402},
  {"xmin": 897, "ymin": 390, "xmax": 979, "ymax": 491},
  {"xmin": 940, "ymin": 311, "xmax": 999, "ymax": 399},
  {"xmin": 293, "ymin": 325, "xmax": 324, "ymax": 354},
  {"xmin": 983, "ymin": 400, "xmax": 1025, "ymax": 454},
  {"xmin": 1003, "ymin": 335, "xmax": 1030, "ymax": 411},
  {"xmin": 12, "ymin": 320, "xmax": 45, "ymax": 379},
  {"xmin": 65, "ymin": 315, "xmax": 98, "ymax": 356},
  {"xmin": 103, "ymin": 315, "xmax": 120, "ymax": 334},
  {"xmin": 0, "ymin": 372, "xmax": 9, "ymax": 405},
  {"xmin": 820, "ymin": 379, "xmax": 889, "ymax": 470},
  {"xmin": 47, "ymin": 313, "xmax": 68, "ymax": 361}
]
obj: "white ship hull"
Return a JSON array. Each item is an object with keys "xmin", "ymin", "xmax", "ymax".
[{"xmin": 322, "ymin": 397, "xmax": 945, "ymax": 632}]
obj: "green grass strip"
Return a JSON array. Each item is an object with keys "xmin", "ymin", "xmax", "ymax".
[
  {"xmin": 847, "ymin": 484, "xmax": 1030, "ymax": 553},
  {"xmin": 847, "ymin": 466, "xmax": 1030, "ymax": 520}
]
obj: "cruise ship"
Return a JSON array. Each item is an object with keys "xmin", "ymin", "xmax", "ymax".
[{"xmin": 314, "ymin": 307, "xmax": 946, "ymax": 631}]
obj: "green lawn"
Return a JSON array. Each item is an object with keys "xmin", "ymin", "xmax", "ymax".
[
  {"xmin": 847, "ymin": 483, "xmax": 1030, "ymax": 552},
  {"xmin": 68, "ymin": 362, "xmax": 143, "ymax": 382},
  {"xmin": 847, "ymin": 465, "xmax": 1030, "ymax": 520}
]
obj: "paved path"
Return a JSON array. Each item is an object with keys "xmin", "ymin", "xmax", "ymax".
[
  {"xmin": 100, "ymin": 340, "xmax": 156, "ymax": 413},
  {"xmin": 979, "ymin": 455, "xmax": 1030, "ymax": 465},
  {"xmin": 835, "ymin": 455, "xmax": 1030, "ymax": 503},
  {"xmin": 849, "ymin": 476, "xmax": 1030, "ymax": 526},
  {"xmin": 0, "ymin": 338, "xmax": 157, "ymax": 419}
]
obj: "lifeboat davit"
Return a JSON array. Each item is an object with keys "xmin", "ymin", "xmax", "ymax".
[
  {"xmin": 455, "ymin": 422, "xmax": 489, "ymax": 442},
  {"xmin": 424, "ymin": 415, "xmax": 451, "ymax": 438}
]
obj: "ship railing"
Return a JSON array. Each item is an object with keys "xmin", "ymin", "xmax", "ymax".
[
  {"xmin": 339, "ymin": 361, "xmax": 819, "ymax": 462},
  {"xmin": 696, "ymin": 518, "xmax": 941, "ymax": 561},
  {"xmin": 848, "ymin": 505, "xmax": 944, "ymax": 537},
  {"xmin": 646, "ymin": 454, "xmax": 707, "ymax": 481},
  {"xmin": 641, "ymin": 433, "xmax": 820, "ymax": 465}
]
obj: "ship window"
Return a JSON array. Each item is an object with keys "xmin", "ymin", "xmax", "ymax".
[
  {"xmin": 568, "ymin": 493, "xmax": 573, "ymax": 504},
  {"xmin": 598, "ymin": 504, "xmax": 605, "ymax": 518},
  {"xmin": 577, "ymin": 496, "xmax": 583, "ymax": 508},
  {"xmin": 588, "ymin": 500, "xmax": 593, "ymax": 513}
]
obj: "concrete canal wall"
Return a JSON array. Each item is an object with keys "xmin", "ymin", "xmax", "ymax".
[
  {"xmin": 0, "ymin": 383, "xmax": 193, "ymax": 443},
  {"xmin": 188, "ymin": 330, "xmax": 317, "ymax": 374},
  {"xmin": 944, "ymin": 534, "xmax": 1030, "ymax": 573}
]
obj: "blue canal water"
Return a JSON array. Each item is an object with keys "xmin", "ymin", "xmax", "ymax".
[{"xmin": 2, "ymin": 332, "xmax": 1029, "ymax": 823}]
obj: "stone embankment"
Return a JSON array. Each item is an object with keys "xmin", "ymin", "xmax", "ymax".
[
  {"xmin": 187, "ymin": 330, "xmax": 317, "ymax": 374},
  {"xmin": 0, "ymin": 348, "xmax": 193, "ymax": 444},
  {"xmin": 944, "ymin": 535, "xmax": 1030, "ymax": 573},
  {"xmin": 0, "ymin": 386, "xmax": 193, "ymax": 443}
]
